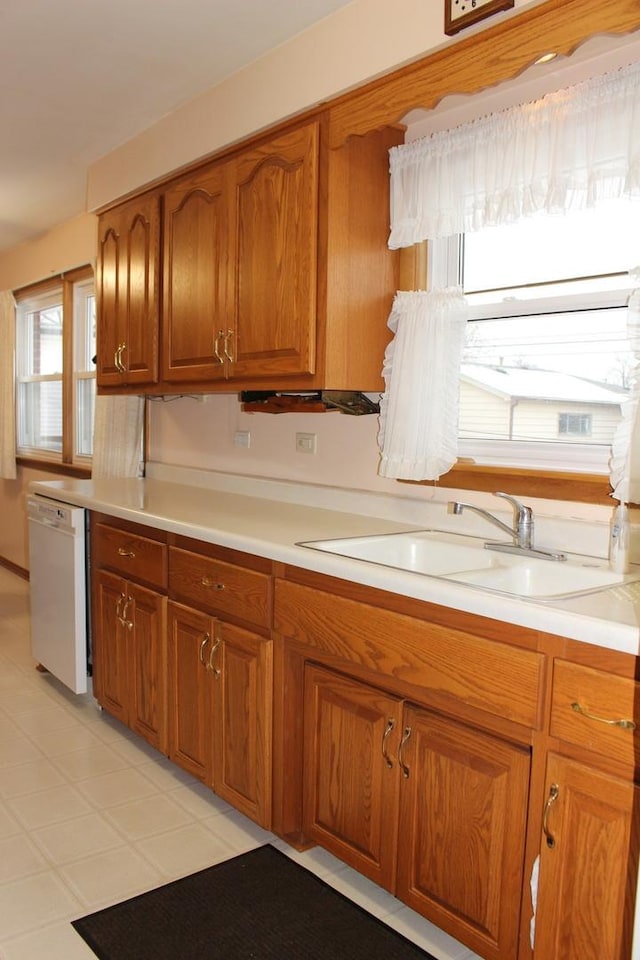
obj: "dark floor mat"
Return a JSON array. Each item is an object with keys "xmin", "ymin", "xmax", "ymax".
[{"xmin": 72, "ymin": 844, "xmax": 437, "ymax": 960}]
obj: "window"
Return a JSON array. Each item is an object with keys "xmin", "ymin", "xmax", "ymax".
[
  {"xmin": 15, "ymin": 267, "xmax": 95, "ymax": 466},
  {"xmin": 432, "ymin": 201, "xmax": 636, "ymax": 475},
  {"xmin": 558, "ymin": 413, "xmax": 592, "ymax": 437}
]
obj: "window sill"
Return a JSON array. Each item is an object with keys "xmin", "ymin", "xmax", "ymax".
[
  {"xmin": 17, "ymin": 457, "xmax": 92, "ymax": 479},
  {"xmin": 400, "ymin": 463, "xmax": 612, "ymax": 505}
]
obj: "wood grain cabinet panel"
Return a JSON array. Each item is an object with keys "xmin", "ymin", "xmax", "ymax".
[
  {"xmin": 166, "ymin": 601, "xmax": 214, "ymax": 782},
  {"xmin": 211, "ymin": 620, "xmax": 273, "ymax": 826},
  {"xmin": 97, "ymin": 193, "xmax": 160, "ymax": 388},
  {"xmin": 162, "ymin": 161, "xmax": 233, "ymax": 383},
  {"xmin": 550, "ymin": 660, "xmax": 639, "ymax": 769},
  {"xmin": 98, "ymin": 116, "xmax": 400, "ymax": 395},
  {"xmin": 167, "ymin": 600, "xmax": 272, "ymax": 826},
  {"xmin": 92, "ymin": 568, "xmax": 167, "ymax": 752},
  {"xmin": 303, "ymin": 664, "xmax": 401, "ymax": 890},
  {"xmin": 534, "ymin": 754, "xmax": 639, "ymax": 960},
  {"xmin": 93, "ymin": 521, "xmax": 167, "ymax": 590},
  {"xmin": 169, "ymin": 546, "xmax": 270, "ymax": 628},
  {"xmin": 397, "ymin": 706, "xmax": 529, "ymax": 960},
  {"xmin": 302, "ymin": 663, "xmax": 529, "ymax": 960},
  {"xmin": 275, "ymin": 579, "xmax": 543, "ymax": 729}
]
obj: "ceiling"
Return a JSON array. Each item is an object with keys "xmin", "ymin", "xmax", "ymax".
[{"xmin": 0, "ymin": 0, "xmax": 355, "ymax": 254}]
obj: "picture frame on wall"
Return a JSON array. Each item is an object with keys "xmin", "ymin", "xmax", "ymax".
[{"xmin": 445, "ymin": 0, "xmax": 515, "ymax": 36}]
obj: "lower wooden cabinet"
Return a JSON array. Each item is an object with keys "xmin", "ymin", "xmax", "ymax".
[
  {"xmin": 93, "ymin": 568, "xmax": 167, "ymax": 752},
  {"xmin": 303, "ymin": 664, "xmax": 530, "ymax": 960},
  {"xmin": 167, "ymin": 601, "xmax": 273, "ymax": 827},
  {"xmin": 533, "ymin": 754, "xmax": 639, "ymax": 960},
  {"xmin": 166, "ymin": 601, "xmax": 213, "ymax": 781}
]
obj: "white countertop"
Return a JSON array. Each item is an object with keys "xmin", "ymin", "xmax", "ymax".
[{"xmin": 29, "ymin": 472, "xmax": 640, "ymax": 656}]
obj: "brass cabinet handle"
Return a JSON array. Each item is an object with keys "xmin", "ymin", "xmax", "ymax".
[
  {"xmin": 119, "ymin": 595, "xmax": 133, "ymax": 631},
  {"xmin": 542, "ymin": 782, "xmax": 559, "ymax": 848},
  {"xmin": 200, "ymin": 577, "xmax": 225, "ymax": 590},
  {"xmin": 571, "ymin": 701, "xmax": 636, "ymax": 731},
  {"xmin": 213, "ymin": 330, "xmax": 225, "ymax": 364},
  {"xmin": 115, "ymin": 591, "xmax": 126, "ymax": 625},
  {"xmin": 223, "ymin": 329, "xmax": 234, "ymax": 363},
  {"xmin": 199, "ymin": 632, "xmax": 211, "ymax": 666},
  {"xmin": 381, "ymin": 718, "xmax": 396, "ymax": 769},
  {"xmin": 208, "ymin": 625, "xmax": 221, "ymax": 679},
  {"xmin": 115, "ymin": 342, "xmax": 126, "ymax": 372},
  {"xmin": 117, "ymin": 546, "xmax": 136, "ymax": 559},
  {"xmin": 398, "ymin": 726, "xmax": 412, "ymax": 779}
]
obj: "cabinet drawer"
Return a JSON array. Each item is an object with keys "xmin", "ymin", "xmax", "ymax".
[
  {"xmin": 550, "ymin": 660, "xmax": 638, "ymax": 766},
  {"xmin": 169, "ymin": 547, "xmax": 271, "ymax": 629},
  {"xmin": 93, "ymin": 522, "xmax": 167, "ymax": 589},
  {"xmin": 275, "ymin": 580, "xmax": 543, "ymax": 729}
]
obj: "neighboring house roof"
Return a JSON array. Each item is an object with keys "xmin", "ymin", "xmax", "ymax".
[{"xmin": 461, "ymin": 364, "xmax": 626, "ymax": 405}]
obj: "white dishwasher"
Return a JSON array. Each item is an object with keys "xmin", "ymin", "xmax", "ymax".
[{"xmin": 27, "ymin": 494, "xmax": 89, "ymax": 694}]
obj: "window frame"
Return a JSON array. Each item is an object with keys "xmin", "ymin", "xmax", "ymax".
[
  {"xmin": 397, "ymin": 243, "xmax": 617, "ymax": 505},
  {"xmin": 14, "ymin": 266, "xmax": 94, "ymax": 476}
]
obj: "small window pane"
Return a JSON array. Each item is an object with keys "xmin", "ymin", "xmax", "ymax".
[
  {"xmin": 75, "ymin": 378, "xmax": 95, "ymax": 458},
  {"xmin": 558, "ymin": 413, "xmax": 592, "ymax": 436},
  {"xmin": 74, "ymin": 281, "xmax": 96, "ymax": 373},
  {"xmin": 463, "ymin": 202, "xmax": 638, "ymax": 296},
  {"xmin": 18, "ymin": 380, "xmax": 62, "ymax": 452},
  {"xmin": 22, "ymin": 303, "xmax": 63, "ymax": 376}
]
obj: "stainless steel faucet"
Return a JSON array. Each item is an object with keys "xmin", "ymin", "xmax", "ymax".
[{"xmin": 449, "ymin": 492, "xmax": 566, "ymax": 561}]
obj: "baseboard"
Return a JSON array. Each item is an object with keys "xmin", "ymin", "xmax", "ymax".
[{"xmin": 0, "ymin": 556, "xmax": 29, "ymax": 580}]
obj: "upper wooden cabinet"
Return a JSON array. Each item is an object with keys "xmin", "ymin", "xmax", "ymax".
[
  {"xmin": 96, "ymin": 193, "xmax": 161, "ymax": 388},
  {"xmin": 162, "ymin": 160, "xmax": 234, "ymax": 383},
  {"xmin": 97, "ymin": 113, "xmax": 401, "ymax": 395},
  {"xmin": 162, "ymin": 122, "xmax": 317, "ymax": 384}
]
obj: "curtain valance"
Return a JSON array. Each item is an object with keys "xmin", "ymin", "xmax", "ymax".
[{"xmin": 389, "ymin": 59, "xmax": 640, "ymax": 248}]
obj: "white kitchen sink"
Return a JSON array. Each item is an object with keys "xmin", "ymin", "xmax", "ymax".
[
  {"xmin": 299, "ymin": 530, "xmax": 496, "ymax": 577},
  {"xmin": 298, "ymin": 529, "xmax": 640, "ymax": 601}
]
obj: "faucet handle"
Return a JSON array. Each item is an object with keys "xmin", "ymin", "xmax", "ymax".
[
  {"xmin": 494, "ymin": 491, "xmax": 531, "ymax": 520},
  {"xmin": 494, "ymin": 492, "xmax": 534, "ymax": 549}
]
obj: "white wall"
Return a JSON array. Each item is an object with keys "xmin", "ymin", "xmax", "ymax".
[{"xmin": 87, "ymin": 0, "xmax": 543, "ymax": 211}]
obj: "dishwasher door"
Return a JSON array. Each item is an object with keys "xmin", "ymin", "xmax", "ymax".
[{"xmin": 27, "ymin": 495, "xmax": 88, "ymax": 694}]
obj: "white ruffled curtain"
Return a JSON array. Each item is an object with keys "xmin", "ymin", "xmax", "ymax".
[
  {"xmin": 379, "ymin": 59, "xmax": 640, "ymax": 483},
  {"xmin": 92, "ymin": 395, "xmax": 144, "ymax": 479},
  {"xmin": 379, "ymin": 290, "xmax": 467, "ymax": 479},
  {"xmin": 610, "ymin": 269, "xmax": 640, "ymax": 504},
  {"xmin": 0, "ymin": 291, "xmax": 17, "ymax": 480}
]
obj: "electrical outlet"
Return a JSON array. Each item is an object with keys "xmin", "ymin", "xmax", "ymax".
[
  {"xmin": 295, "ymin": 432, "xmax": 317, "ymax": 454},
  {"xmin": 234, "ymin": 430, "xmax": 251, "ymax": 449}
]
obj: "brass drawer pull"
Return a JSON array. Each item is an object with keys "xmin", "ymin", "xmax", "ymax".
[
  {"xmin": 117, "ymin": 546, "xmax": 136, "ymax": 559},
  {"xmin": 542, "ymin": 782, "xmax": 559, "ymax": 848},
  {"xmin": 200, "ymin": 577, "xmax": 225, "ymax": 590},
  {"xmin": 571, "ymin": 701, "xmax": 636, "ymax": 731},
  {"xmin": 381, "ymin": 718, "xmax": 396, "ymax": 769}
]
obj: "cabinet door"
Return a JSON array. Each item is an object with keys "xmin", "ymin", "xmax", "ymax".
[
  {"xmin": 232, "ymin": 121, "xmax": 319, "ymax": 379},
  {"xmin": 396, "ymin": 706, "xmax": 530, "ymax": 960},
  {"xmin": 127, "ymin": 582, "xmax": 167, "ymax": 753},
  {"xmin": 167, "ymin": 602, "xmax": 214, "ymax": 781},
  {"xmin": 534, "ymin": 754, "xmax": 639, "ymax": 960},
  {"xmin": 93, "ymin": 569, "xmax": 129, "ymax": 725},
  {"xmin": 97, "ymin": 194, "xmax": 160, "ymax": 387},
  {"xmin": 303, "ymin": 664, "xmax": 401, "ymax": 890},
  {"xmin": 162, "ymin": 162, "xmax": 234, "ymax": 382},
  {"xmin": 211, "ymin": 621, "xmax": 272, "ymax": 827}
]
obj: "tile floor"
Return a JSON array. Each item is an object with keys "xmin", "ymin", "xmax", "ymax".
[{"xmin": 0, "ymin": 566, "xmax": 479, "ymax": 960}]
